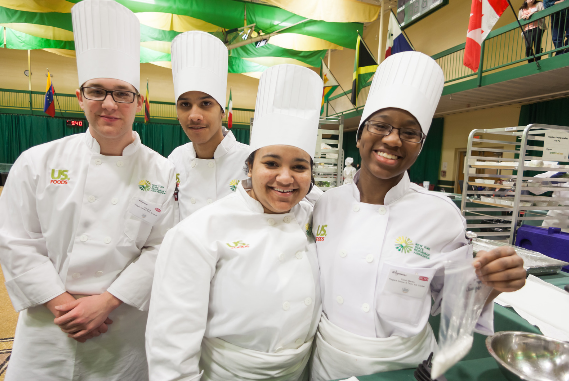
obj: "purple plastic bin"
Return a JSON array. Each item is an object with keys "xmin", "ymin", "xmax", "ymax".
[{"xmin": 515, "ymin": 225, "xmax": 569, "ymax": 272}]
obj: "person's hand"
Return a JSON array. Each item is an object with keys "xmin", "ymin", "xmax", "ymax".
[
  {"xmin": 473, "ymin": 247, "xmax": 526, "ymax": 292},
  {"xmin": 74, "ymin": 320, "xmax": 113, "ymax": 343},
  {"xmin": 53, "ymin": 292, "xmax": 122, "ymax": 340}
]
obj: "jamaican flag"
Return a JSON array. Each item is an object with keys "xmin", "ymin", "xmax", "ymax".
[
  {"xmin": 350, "ymin": 34, "xmax": 378, "ymax": 106},
  {"xmin": 320, "ymin": 60, "xmax": 339, "ymax": 116}
]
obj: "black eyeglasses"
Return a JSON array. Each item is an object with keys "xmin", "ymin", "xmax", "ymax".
[
  {"xmin": 81, "ymin": 87, "xmax": 138, "ymax": 104},
  {"xmin": 365, "ymin": 121, "xmax": 425, "ymax": 144}
]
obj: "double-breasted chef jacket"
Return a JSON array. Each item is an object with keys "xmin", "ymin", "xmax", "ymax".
[
  {"xmin": 168, "ymin": 129, "xmax": 250, "ymax": 221},
  {"xmin": 146, "ymin": 181, "xmax": 321, "ymax": 380},
  {"xmin": 310, "ymin": 171, "xmax": 493, "ymax": 378},
  {"xmin": 0, "ymin": 131, "xmax": 177, "ymax": 381}
]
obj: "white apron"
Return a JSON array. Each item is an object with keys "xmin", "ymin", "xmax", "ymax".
[
  {"xmin": 311, "ymin": 315, "xmax": 437, "ymax": 381},
  {"xmin": 200, "ymin": 337, "xmax": 312, "ymax": 381}
]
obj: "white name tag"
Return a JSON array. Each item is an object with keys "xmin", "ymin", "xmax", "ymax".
[
  {"xmin": 128, "ymin": 198, "xmax": 162, "ymax": 225},
  {"xmin": 384, "ymin": 269, "xmax": 431, "ymax": 299}
]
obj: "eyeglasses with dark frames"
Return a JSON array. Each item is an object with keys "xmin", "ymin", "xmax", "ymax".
[
  {"xmin": 80, "ymin": 87, "xmax": 138, "ymax": 104},
  {"xmin": 365, "ymin": 121, "xmax": 425, "ymax": 144}
]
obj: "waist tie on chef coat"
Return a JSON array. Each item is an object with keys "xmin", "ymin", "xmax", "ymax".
[
  {"xmin": 200, "ymin": 336, "xmax": 312, "ymax": 381},
  {"xmin": 311, "ymin": 315, "xmax": 437, "ymax": 381}
]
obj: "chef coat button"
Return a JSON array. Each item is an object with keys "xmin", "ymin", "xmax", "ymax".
[
  {"xmin": 116, "ymin": 161, "xmax": 123, "ymax": 167},
  {"xmin": 336, "ymin": 296, "xmax": 344, "ymax": 304},
  {"xmin": 378, "ymin": 207, "xmax": 386, "ymax": 215},
  {"xmin": 104, "ymin": 237, "xmax": 111, "ymax": 244},
  {"xmin": 295, "ymin": 338, "xmax": 303, "ymax": 346},
  {"xmin": 295, "ymin": 251, "xmax": 304, "ymax": 259},
  {"xmin": 111, "ymin": 198, "xmax": 118, "ymax": 205},
  {"xmin": 95, "ymin": 159, "xmax": 102, "ymax": 165},
  {"xmin": 366, "ymin": 254, "xmax": 374, "ymax": 263},
  {"xmin": 283, "ymin": 216, "xmax": 292, "ymax": 223},
  {"xmin": 95, "ymin": 271, "xmax": 104, "ymax": 277},
  {"xmin": 339, "ymin": 250, "xmax": 347, "ymax": 258},
  {"xmin": 88, "ymin": 195, "xmax": 96, "ymax": 203},
  {"xmin": 282, "ymin": 301, "xmax": 290, "ymax": 311},
  {"xmin": 191, "ymin": 160, "xmax": 197, "ymax": 168},
  {"xmin": 353, "ymin": 205, "xmax": 360, "ymax": 212},
  {"xmin": 278, "ymin": 253, "xmax": 285, "ymax": 262},
  {"xmin": 190, "ymin": 198, "xmax": 196, "ymax": 204},
  {"xmin": 208, "ymin": 162, "xmax": 215, "ymax": 168},
  {"xmin": 362, "ymin": 303, "xmax": 370, "ymax": 313},
  {"xmin": 80, "ymin": 234, "xmax": 88, "ymax": 242},
  {"xmin": 72, "ymin": 273, "xmax": 81, "ymax": 279},
  {"xmin": 207, "ymin": 198, "xmax": 213, "ymax": 204},
  {"xmin": 267, "ymin": 218, "xmax": 275, "ymax": 226},
  {"xmin": 304, "ymin": 297, "xmax": 312, "ymax": 306}
]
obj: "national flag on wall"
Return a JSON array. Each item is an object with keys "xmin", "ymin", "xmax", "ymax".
[
  {"xmin": 227, "ymin": 89, "xmax": 233, "ymax": 129},
  {"xmin": 320, "ymin": 61, "xmax": 339, "ymax": 115},
  {"xmin": 144, "ymin": 80, "xmax": 150, "ymax": 123},
  {"xmin": 385, "ymin": 11, "xmax": 414, "ymax": 59},
  {"xmin": 351, "ymin": 35, "xmax": 378, "ymax": 106},
  {"xmin": 43, "ymin": 72, "xmax": 55, "ymax": 117},
  {"xmin": 464, "ymin": 0, "xmax": 509, "ymax": 71}
]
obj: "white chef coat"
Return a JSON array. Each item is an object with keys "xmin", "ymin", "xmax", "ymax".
[
  {"xmin": 146, "ymin": 181, "xmax": 321, "ymax": 381},
  {"xmin": 0, "ymin": 131, "xmax": 177, "ymax": 381},
  {"xmin": 531, "ymin": 171, "xmax": 569, "ymax": 228},
  {"xmin": 310, "ymin": 171, "xmax": 493, "ymax": 378},
  {"xmin": 168, "ymin": 129, "xmax": 250, "ymax": 221}
]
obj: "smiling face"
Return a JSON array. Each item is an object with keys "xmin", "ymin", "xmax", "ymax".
[
  {"xmin": 176, "ymin": 91, "xmax": 224, "ymax": 146},
  {"xmin": 247, "ymin": 145, "xmax": 313, "ymax": 214},
  {"xmin": 76, "ymin": 78, "xmax": 142, "ymax": 142},
  {"xmin": 357, "ymin": 107, "xmax": 423, "ymax": 182}
]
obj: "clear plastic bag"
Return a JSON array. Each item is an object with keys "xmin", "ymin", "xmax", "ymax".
[{"xmin": 431, "ymin": 259, "xmax": 493, "ymax": 379}]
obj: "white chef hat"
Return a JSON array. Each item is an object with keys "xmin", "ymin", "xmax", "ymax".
[
  {"xmin": 171, "ymin": 31, "xmax": 228, "ymax": 108},
  {"xmin": 345, "ymin": 157, "xmax": 353, "ymax": 166},
  {"xmin": 250, "ymin": 64, "xmax": 323, "ymax": 159},
  {"xmin": 357, "ymin": 51, "xmax": 444, "ymax": 138},
  {"xmin": 72, "ymin": 0, "xmax": 141, "ymax": 92}
]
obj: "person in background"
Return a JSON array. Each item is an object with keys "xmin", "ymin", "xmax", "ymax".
[
  {"xmin": 0, "ymin": 1, "xmax": 176, "ymax": 380},
  {"xmin": 168, "ymin": 31, "xmax": 250, "ymax": 222},
  {"xmin": 146, "ymin": 65, "xmax": 323, "ymax": 380},
  {"xmin": 544, "ymin": 0, "xmax": 568, "ymax": 55},
  {"xmin": 531, "ymin": 171, "xmax": 569, "ymax": 228},
  {"xmin": 519, "ymin": 0, "xmax": 546, "ymax": 63}
]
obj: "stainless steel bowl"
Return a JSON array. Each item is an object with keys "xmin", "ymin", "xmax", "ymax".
[{"xmin": 486, "ymin": 331, "xmax": 569, "ymax": 381}]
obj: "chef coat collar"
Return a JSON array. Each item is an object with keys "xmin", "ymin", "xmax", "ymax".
[
  {"xmin": 184, "ymin": 128, "xmax": 238, "ymax": 160},
  {"xmin": 83, "ymin": 130, "xmax": 141, "ymax": 156},
  {"xmin": 237, "ymin": 180, "xmax": 301, "ymax": 217},
  {"xmin": 352, "ymin": 170, "xmax": 410, "ymax": 206}
]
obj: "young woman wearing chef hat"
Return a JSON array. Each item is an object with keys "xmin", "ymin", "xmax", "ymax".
[
  {"xmin": 0, "ymin": 1, "xmax": 177, "ymax": 380},
  {"xmin": 310, "ymin": 51, "xmax": 526, "ymax": 380},
  {"xmin": 146, "ymin": 64, "xmax": 323, "ymax": 380},
  {"xmin": 168, "ymin": 31, "xmax": 251, "ymax": 221}
]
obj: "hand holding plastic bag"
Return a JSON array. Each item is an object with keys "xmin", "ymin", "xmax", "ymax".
[{"xmin": 431, "ymin": 259, "xmax": 493, "ymax": 379}]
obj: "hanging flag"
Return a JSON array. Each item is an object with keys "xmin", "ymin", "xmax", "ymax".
[
  {"xmin": 464, "ymin": 0, "xmax": 509, "ymax": 72},
  {"xmin": 144, "ymin": 80, "xmax": 150, "ymax": 123},
  {"xmin": 43, "ymin": 71, "xmax": 55, "ymax": 117},
  {"xmin": 320, "ymin": 60, "xmax": 339, "ymax": 116},
  {"xmin": 351, "ymin": 35, "xmax": 378, "ymax": 106},
  {"xmin": 227, "ymin": 89, "xmax": 233, "ymax": 129},
  {"xmin": 385, "ymin": 11, "xmax": 414, "ymax": 59}
]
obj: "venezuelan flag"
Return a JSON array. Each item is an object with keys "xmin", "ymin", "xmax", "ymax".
[
  {"xmin": 44, "ymin": 72, "xmax": 55, "ymax": 117},
  {"xmin": 144, "ymin": 80, "xmax": 150, "ymax": 123}
]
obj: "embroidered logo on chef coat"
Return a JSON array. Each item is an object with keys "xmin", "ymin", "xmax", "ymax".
[
  {"xmin": 50, "ymin": 169, "xmax": 69, "ymax": 184},
  {"xmin": 395, "ymin": 236, "xmax": 431, "ymax": 259},
  {"xmin": 176, "ymin": 173, "xmax": 180, "ymax": 187},
  {"xmin": 305, "ymin": 223, "xmax": 313, "ymax": 238},
  {"xmin": 229, "ymin": 179, "xmax": 240, "ymax": 192},
  {"xmin": 315, "ymin": 225, "xmax": 327, "ymax": 241},
  {"xmin": 226, "ymin": 240, "xmax": 249, "ymax": 249},
  {"xmin": 138, "ymin": 179, "xmax": 167, "ymax": 194}
]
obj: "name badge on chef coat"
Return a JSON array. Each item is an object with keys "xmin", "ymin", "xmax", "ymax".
[
  {"xmin": 128, "ymin": 198, "xmax": 163, "ymax": 225},
  {"xmin": 384, "ymin": 269, "xmax": 430, "ymax": 299}
]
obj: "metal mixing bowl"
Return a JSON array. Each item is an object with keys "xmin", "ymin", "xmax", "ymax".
[{"xmin": 486, "ymin": 331, "xmax": 569, "ymax": 381}]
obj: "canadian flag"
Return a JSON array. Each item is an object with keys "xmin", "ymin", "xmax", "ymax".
[{"xmin": 464, "ymin": 0, "xmax": 509, "ymax": 72}]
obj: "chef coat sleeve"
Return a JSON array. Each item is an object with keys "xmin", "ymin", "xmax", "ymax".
[
  {"xmin": 429, "ymin": 227, "xmax": 495, "ymax": 336},
  {"xmin": 304, "ymin": 185, "xmax": 324, "ymax": 206},
  {"xmin": 0, "ymin": 153, "xmax": 66, "ymax": 312},
  {"xmin": 107, "ymin": 167, "xmax": 177, "ymax": 311},
  {"xmin": 146, "ymin": 223, "xmax": 215, "ymax": 381}
]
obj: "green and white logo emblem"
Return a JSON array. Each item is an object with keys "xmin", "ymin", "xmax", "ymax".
[
  {"xmin": 139, "ymin": 179, "xmax": 166, "ymax": 194},
  {"xmin": 139, "ymin": 180, "xmax": 151, "ymax": 191},
  {"xmin": 395, "ymin": 236, "xmax": 431, "ymax": 259},
  {"xmin": 229, "ymin": 179, "xmax": 240, "ymax": 192}
]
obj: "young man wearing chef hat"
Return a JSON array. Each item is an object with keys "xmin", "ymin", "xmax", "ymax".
[
  {"xmin": 0, "ymin": 1, "xmax": 176, "ymax": 380},
  {"xmin": 146, "ymin": 64, "xmax": 323, "ymax": 380},
  {"xmin": 310, "ymin": 51, "xmax": 526, "ymax": 380},
  {"xmin": 168, "ymin": 31, "xmax": 250, "ymax": 221}
]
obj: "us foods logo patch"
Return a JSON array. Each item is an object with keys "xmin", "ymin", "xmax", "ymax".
[
  {"xmin": 226, "ymin": 240, "xmax": 249, "ymax": 249},
  {"xmin": 50, "ymin": 169, "xmax": 69, "ymax": 184},
  {"xmin": 315, "ymin": 225, "xmax": 327, "ymax": 241}
]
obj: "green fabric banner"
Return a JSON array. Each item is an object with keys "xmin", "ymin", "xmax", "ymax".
[
  {"xmin": 231, "ymin": 43, "xmax": 327, "ymax": 67},
  {"xmin": 5, "ymin": 28, "xmax": 74, "ymax": 50},
  {"xmin": 519, "ymin": 97, "xmax": 569, "ymax": 127},
  {"xmin": 409, "ymin": 118, "xmax": 444, "ymax": 187}
]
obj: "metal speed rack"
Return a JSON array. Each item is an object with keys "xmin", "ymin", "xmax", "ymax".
[
  {"xmin": 313, "ymin": 116, "xmax": 344, "ymax": 191},
  {"xmin": 460, "ymin": 124, "xmax": 569, "ymax": 243}
]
